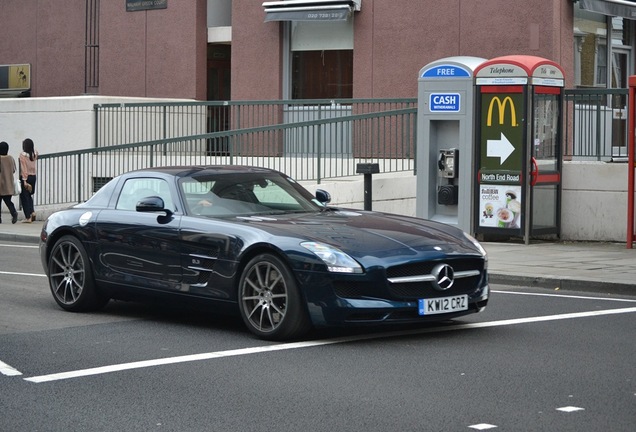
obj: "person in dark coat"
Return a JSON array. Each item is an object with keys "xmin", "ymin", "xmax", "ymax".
[{"xmin": 0, "ymin": 141, "xmax": 19, "ymax": 224}]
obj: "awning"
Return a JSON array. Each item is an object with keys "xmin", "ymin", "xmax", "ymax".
[
  {"xmin": 579, "ymin": 0, "xmax": 636, "ymax": 19},
  {"xmin": 263, "ymin": 0, "xmax": 360, "ymax": 22}
]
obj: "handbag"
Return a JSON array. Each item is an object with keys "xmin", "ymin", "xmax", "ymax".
[{"xmin": 13, "ymin": 175, "xmax": 21, "ymax": 196}]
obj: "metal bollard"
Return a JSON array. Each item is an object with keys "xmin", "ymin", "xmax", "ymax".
[{"xmin": 356, "ymin": 163, "xmax": 380, "ymax": 211}]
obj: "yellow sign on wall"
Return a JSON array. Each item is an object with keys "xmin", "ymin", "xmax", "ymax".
[{"xmin": 0, "ymin": 64, "xmax": 31, "ymax": 90}]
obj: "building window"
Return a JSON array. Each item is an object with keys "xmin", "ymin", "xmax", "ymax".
[
  {"xmin": 289, "ymin": 20, "xmax": 353, "ymax": 99},
  {"xmin": 596, "ymin": 42, "xmax": 607, "ymax": 86},
  {"xmin": 574, "ymin": 6, "xmax": 633, "ymax": 89},
  {"xmin": 574, "ymin": 6, "xmax": 607, "ymax": 87},
  {"xmin": 292, "ymin": 50, "xmax": 352, "ymax": 99}
]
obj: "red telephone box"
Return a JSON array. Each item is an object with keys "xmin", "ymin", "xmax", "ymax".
[
  {"xmin": 627, "ymin": 76, "xmax": 636, "ymax": 248},
  {"xmin": 473, "ymin": 55, "xmax": 565, "ymax": 244}
]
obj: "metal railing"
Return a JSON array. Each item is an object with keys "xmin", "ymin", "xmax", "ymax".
[
  {"xmin": 35, "ymin": 89, "xmax": 631, "ymax": 209},
  {"xmin": 94, "ymin": 98, "xmax": 417, "ymax": 148},
  {"xmin": 37, "ymin": 99, "xmax": 417, "ymax": 207},
  {"xmin": 564, "ymin": 88, "xmax": 629, "ymax": 161}
]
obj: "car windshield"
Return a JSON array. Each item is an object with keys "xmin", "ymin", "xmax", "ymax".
[{"xmin": 180, "ymin": 171, "xmax": 323, "ymax": 217}]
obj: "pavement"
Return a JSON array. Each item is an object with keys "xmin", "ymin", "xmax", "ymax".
[{"xmin": 1, "ymin": 218, "xmax": 634, "ymax": 296}]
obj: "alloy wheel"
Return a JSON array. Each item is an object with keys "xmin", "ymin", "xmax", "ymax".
[
  {"xmin": 240, "ymin": 260, "xmax": 289, "ymax": 333},
  {"xmin": 50, "ymin": 240, "xmax": 86, "ymax": 305}
]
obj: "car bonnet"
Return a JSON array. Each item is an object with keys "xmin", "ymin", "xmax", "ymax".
[{"xmin": 237, "ymin": 209, "xmax": 481, "ymax": 261}]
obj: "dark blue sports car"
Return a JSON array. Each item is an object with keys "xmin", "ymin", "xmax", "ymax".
[{"xmin": 40, "ymin": 166, "xmax": 489, "ymax": 340}]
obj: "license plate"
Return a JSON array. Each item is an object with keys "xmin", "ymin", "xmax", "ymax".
[{"xmin": 418, "ymin": 295, "xmax": 468, "ymax": 315}]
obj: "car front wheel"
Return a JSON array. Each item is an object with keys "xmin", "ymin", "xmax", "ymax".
[
  {"xmin": 48, "ymin": 235, "xmax": 109, "ymax": 312},
  {"xmin": 238, "ymin": 253, "xmax": 311, "ymax": 340}
]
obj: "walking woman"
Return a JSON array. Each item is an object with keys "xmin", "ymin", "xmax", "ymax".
[
  {"xmin": 0, "ymin": 141, "xmax": 19, "ymax": 224},
  {"xmin": 19, "ymin": 138, "xmax": 38, "ymax": 223}
]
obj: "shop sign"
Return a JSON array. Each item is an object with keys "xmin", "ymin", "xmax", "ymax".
[{"xmin": 126, "ymin": 0, "xmax": 167, "ymax": 12}]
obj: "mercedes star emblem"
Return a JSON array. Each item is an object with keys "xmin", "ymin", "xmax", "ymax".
[{"xmin": 432, "ymin": 264, "xmax": 454, "ymax": 290}]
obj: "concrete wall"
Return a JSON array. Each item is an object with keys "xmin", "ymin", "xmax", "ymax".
[
  {"xmin": 560, "ymin": 161, "xmax": 632, "ymax": 242},
  {"xmin": 0, "ymin": 96, "xmax": 194, "ymax": 156}
]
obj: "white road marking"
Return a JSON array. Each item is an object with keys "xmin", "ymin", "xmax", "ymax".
[
  {"xmin": 0, "ymin": 360, "xmax": 23, "ymax": 376},
  {"xmin": 468, "ymin": 424, "xmax": 498, "ymax": 430},
  {"xmin": 0, "ymin": 271, "xmax": 46, "ymax": 278},
  {"xmin": 556, "ymin": 406, "xmax": 585, "ymax": 413},
  {"xmin": 0, "ymin": 244, "xmax": 44, "ymax": 277},
  {"xmin": 492, "ymin": 290, "xmax": 636, "ymax": 303},
  {"xmin": 23, "ymin": 306, "xmax": 636, "ymax": 384},
  {"xmin": 0, "ymin": 244, "xmax": 38, "ymax": 248}
]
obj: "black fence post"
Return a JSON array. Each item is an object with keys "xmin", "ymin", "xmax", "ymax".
[{"xmin": 356, "ymin": 163, "xmax": 380, "ymax": 211}]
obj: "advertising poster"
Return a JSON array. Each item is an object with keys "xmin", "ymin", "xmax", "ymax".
[{"xmin": 479, "ymin": 184, "xmax": 522, "ymax": 229}]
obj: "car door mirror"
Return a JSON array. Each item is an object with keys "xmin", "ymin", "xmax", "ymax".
[
  {"xmin": 137, "ymin": 196, "xmax": 173, "ymax": 217},
  {"xmin": 315, "ymin": 189, "xmax": 331, "ymax": 204}
]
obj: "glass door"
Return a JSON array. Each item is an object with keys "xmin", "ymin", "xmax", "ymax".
[
  {"xmin": 611, "ymin": 48, "xmax": 630, "ymax": 155},
  {"xmin": 530, "ymin": 87, "xmax": 562, "ymax": 237}
]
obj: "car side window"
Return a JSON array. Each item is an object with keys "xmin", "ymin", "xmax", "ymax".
[{"xmin": 115, "ymin": 178, "xmax": 174, "ymax": 211}]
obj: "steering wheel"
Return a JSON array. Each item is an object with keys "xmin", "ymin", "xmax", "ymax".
[{"xmin": 191, "ymin": 200, "xmax": 213, "ymax": 215}]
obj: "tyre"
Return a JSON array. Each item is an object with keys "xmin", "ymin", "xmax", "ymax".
[
  {"xmin": 48, "ymin": 235, "xmax": 109, "ymax": 312},
  {"xmin": 238, "ymin": 253, "xmax": 311, "ymax": 340}
]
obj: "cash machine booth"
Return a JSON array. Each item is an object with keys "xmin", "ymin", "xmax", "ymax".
[
  {"xmin": 416, "ymin": 56, "xmax": 486, "ymax": 233},
  {"xmin": 473, "ymin": 55, "xmax": 565, "ymax": 243}
]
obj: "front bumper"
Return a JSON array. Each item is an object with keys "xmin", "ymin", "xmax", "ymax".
[{"xmin": 299, "ymin": 266, "xmax": 490, "ymax": 327}]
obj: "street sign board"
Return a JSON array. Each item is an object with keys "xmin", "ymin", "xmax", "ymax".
[
  {"xmin": 477, "ymin": 88, "xmax": 524, "ymax": 230},
  {"xmin": 479, "ymin": 89, "xmax": 524, "ymax": 178}
]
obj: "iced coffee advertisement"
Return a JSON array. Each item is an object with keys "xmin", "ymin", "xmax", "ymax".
[{"xmin": 479, "ymin": 185, "xmax": 522, "ymax": 229}]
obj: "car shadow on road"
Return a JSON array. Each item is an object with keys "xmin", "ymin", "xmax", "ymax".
[{"xmin": 94, "ymin": 299, "xmax": 479, "ymax": 343}]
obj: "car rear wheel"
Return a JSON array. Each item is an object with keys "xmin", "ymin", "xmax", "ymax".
[
  {"xmin": 48, "ymin": 235, "xmax": 109, "ymax": 312},
  {"xmin": 238, "ymin": 253, "xmax": 311, "ymax": 340}
]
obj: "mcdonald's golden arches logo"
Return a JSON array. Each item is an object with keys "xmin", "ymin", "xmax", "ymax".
[{"xmin": 486, "ymin": 96, "xmax": 517, "ymax": 127}]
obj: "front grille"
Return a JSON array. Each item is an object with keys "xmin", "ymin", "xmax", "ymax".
[
  {"xmin": 387, "ymin": 258, "xmax": 483, "ymax": 279},
  {"xmin": 388, "ymin": 275, "xmax": 481, "ymax": 299},
  {"xmin": 387, "ymin": 258, "xmax": 484, "ymax": 300},
  {"xmin": 332, "ymin": 258, "xmax": 484, "ymax": 302},
  {"xmin": 333, "ymin": 281, "xmax": 376, "ymax": 299}
]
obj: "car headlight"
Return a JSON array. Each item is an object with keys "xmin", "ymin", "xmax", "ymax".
[
  {"xmin": 301, "ymin": 241, "xmax": 363, "ymax": 274},
  {"xmin": 463, "ymin": 232, "xmax": 488, "ymax": 269}
]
